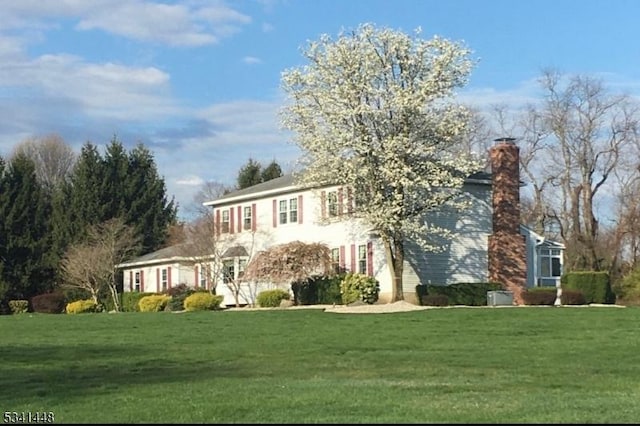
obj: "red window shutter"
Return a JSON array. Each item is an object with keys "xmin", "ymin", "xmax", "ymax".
[
  {"xmin": 140, "ymin": 270, "xmax": 144, "ymax": 293},
  {"xmin": 237, "ymin": 206, "xmax": 242, "ymax": 233},
  {"xmin": 321, "ymin": 191, "xmax": 327, "ymax": 219},
  {"xmin": 215, "ymin": 210, "xmax": 221, "ymax": 237},
  {"xmin": 252, "ymin": 203, "xmax": 257, "ymax": 232},
  {"xmin": 298, "ymin": 195, "xmax": 303, "ymax": 224},
  {"xmin": 339, "ymin": 245, "xmax": 346, "ymax": 269},
  {"xmin": 229, "ymin": 208, "xmax": 235, "ymax": 234},
  {"xmin": 272, "ymin": 199, "xmax": 277, "ymax": 227},
  {"xmin": 347, "ymin": 187, "xmax": 354, "ymax": 214},
  {"xmin": 350, "ymin": 244, "xmax": 356, "ymax": 272},
  {"xmin": 338, "ymin": 187, "xmax": 344, "ymax": 215},
  {"xmin": 129, "ymin": 271, "xmax": 133, "ymax": 292},
  {"xmin": 195, "ymin": 265, "xmax": 199, "ymax": 288},
  {"xmin": 167, "ymin": 266, "xmax": 172, "ymax": 288},
  {"xmin": 156, "ymin": 268, "xmax": 160, "ymax": 292},
  {"xmin": 367, "ymin": 242, "xmax": 373, "ymax": 276}
]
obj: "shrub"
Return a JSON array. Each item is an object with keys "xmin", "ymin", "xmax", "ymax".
[
  {"xmin": 8, "ymin": 300, "xmax": 29, "ymax": 314},
  {"xmin": 138, "ymin": 294, "xmax": 172, "ymax": 312},
  {"xmin": 122, "ymin": 292, "xmax": 155, "ymax": 312},
  {"xmin": 184, "ymin": 292, "xmax": 223, "ymax": 311},
  {"xmin": 522, "ymin": 288, "xmax": 556, "ymax": 305},
  {"xmin": 66, "ymin": 299, "xmax": 98, "ymax": 314},
  {"xmin": 417, "ymin": 282, "xmax": 502, "ymax": 306},
  {"xmin": 617, "ymin": 267, "xmax": 640, "ymax": 303},
  {"xmin": 31, "ymin": 292, "xmax": 66, "ymax": 314},
  {"xmin": 340, "ymin": 273, "xmax": 380, "ymax": 305},
  {"xmin": 257, "ymin": 289, "xmax": 290, "ymax": 307},
  {"xmin": 563, "ymin": 271, "xmax": 615, "ymax": 304},
  {"xmin": 521, "ymin": 287, "xmax": 586, "ymax": 306},
  {"xmin": 420, "ymin": 294, "xmax": 449, "ymax": 307},
  {"xmin": 165, "ymin": 284, "xmax": 196, "ymax": 311},
  {"xmin": 291, "ymin": 277, "xmax": 318, "ymax": 305}
]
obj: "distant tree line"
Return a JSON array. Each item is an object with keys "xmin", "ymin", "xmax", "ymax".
[{"xmin": 0, "ymin": 135, "xmax": 177, "ymax": 312}]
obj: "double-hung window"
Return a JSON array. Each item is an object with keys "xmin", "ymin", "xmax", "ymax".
[
  {"xmin": 221, "ymin": 210, "xmax": 230, "ymax": 233},
  {"xmin": 327, "ymin": 191, "xmax": 338, "ymax": 217},
  {"xmin": 222, "ymin": 260, "xmax": 235, "ymax": 284},
  {"xmin": 358, "ymin": 245, "xmax": 367, "ymax": 274},
  {"xmin": 243, "ymin": 206, "xmax": 252, "ymax": 230},
  {"xmin": 289, "ymin": 198, "xmax": 298, "ymax": 223},
  {"xmin": 279, "ymin": 198, "xmax": 298, "ymax": 224},
  {"xmin": 161, "ymin": 268, "xmax": 168, "ymax": 291}
]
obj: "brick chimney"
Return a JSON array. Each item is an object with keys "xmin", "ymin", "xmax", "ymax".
[{"xmin": 488, "ymin": 137, "xmax": 527, "ymax": 304}]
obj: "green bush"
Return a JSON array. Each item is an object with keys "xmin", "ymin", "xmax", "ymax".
[
  {"xmin": 617, "ymin": 268, "xmax": 640, "ymax": 303},
  {"xmin": 420, "ymin": 294, "xmax": 449, "ymax": 307},
  {"xmin": 31, "ymin": 292, "xmax": 66, "ymax": 314},
  {"xmin": 291, "ymin": 277, "xmax": 318, "ymax": 305},
  {"xmin": 164, "ymin": 284, "xmax": 196, "ymax": 311},
  {"xmin": 256, "ymin": 289, "xmax": 290, "ymax": 307},
  {"xmin": 138, "ymin": 294, "xmax": 172, "ymax": 312},
  {"xmin": 184, "ymin": 292, "xmax": 223, "ymax": 311},
  {"xmin": 564, "ymin": 272, "xmax": 615, "ymax": 304},
  {"xmin": 291, "ymin": 274, "xmax": 346, "ymax": 306},
  {"xmin": 317, "ymin": 274, "xmax": 345, "ymax": 305},
  {"xmin": 8, "ymin": 300, "xmax": 29, "ymax": 314},
  {"xmin": 122, "ymin": 292, "xmax": 155, "ymax": 312},
  {"xmin": 66, "ymin": 299, "xmax": 98, "ymax": 314},
  {"xmin": 340, "ymin": 273, "xmax": 379, "ymax": 305},
  {"xmin": 416, "ymin": 282, "xmax": 503, "ymax": 306}
]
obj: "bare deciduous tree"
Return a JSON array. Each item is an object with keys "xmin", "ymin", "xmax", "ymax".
[
  {"xmin": 61, "ymin": 217, "xmax": 140, "ymax": 311},
  {"xmin": 12, "ymin": 134, "xmax": 75, "ymax": 191}
]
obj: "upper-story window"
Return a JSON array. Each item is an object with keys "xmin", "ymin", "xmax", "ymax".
[
  {"xmin": 243, "ymin": 206, "xmax": 252, "ymax": 230},
  {"xmin": 279, "ymin": 197, "xmax": 299, "ymax": 225},
  {"xmin": 221, "ymin": 210, "xmax": 230, "ymax": 233},
  {"xmin": 327, "ymin": 191, "xmax": 338, "ymax": 217}
]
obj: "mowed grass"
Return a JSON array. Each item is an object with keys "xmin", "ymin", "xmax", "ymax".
[{"xmin": 2, "ymin": 306, "xmax": 640, "ymax": 424}]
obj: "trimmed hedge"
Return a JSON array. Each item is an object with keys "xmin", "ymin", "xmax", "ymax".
[
  {"xmin": 183, "ymin": 292, "xmax": 223, "ymax": 311},
  {"xmin": 420, "ymin": 294, "xmax": 449, "ymax": 307},
  {"xmin": 563, "ymin": 272, "xmax": 615, "ymax": 304},
  {"xmin": 66, "ymin": 299, "xmax": 98, "ymax": 314},
  {"xmin": 31, "ymin": 292, "xmax": 66, "ymax": 314},
  {"xmin": 291, "ymin": 274, "xmax": 345, "ymax": 306},
  {"xmin": 8, "ymin": 300, "xmax": 29, "ymax": 314},
  {"xmin": 521, "ymin": 287, "xmax": 586, "ymax": 305},
  {"xmin": 416, "ymin": 282, "xmax": 503, "ymax": 306},
  {"xmin": 122, "ymin": 292, "xmax": 155, "ymax": 312},
  {"xmin": 257, "ymin": 289, "xmax": 290, "ymax": 307},
  {"xmin": 138, "ymin": 294, "xmax": 171, "ymax": 312}
]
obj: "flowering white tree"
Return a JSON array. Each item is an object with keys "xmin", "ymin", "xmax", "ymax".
[{"xmin": 280, "ymin": 23, "xmax": 483, "ymax": 301}]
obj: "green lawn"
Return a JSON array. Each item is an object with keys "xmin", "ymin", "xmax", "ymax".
[{"xmin": 2, "ymin": 306, "xmax": 640, "ymax": 424}]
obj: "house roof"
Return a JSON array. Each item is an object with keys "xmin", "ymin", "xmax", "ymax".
[
  {"xmin": 116, "ymin": 244, "xmax": 192, "ymax": 269},
  {"xmin": 204, "ymin": 171, "xmax": 494, "ymax": 207}
]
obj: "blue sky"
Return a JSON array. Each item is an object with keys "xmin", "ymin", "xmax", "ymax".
[{"xmin": 1, "ymin": 0, "xmax": 639, "ymax": 220}]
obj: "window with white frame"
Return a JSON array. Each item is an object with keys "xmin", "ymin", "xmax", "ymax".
[
  {"xmin": 289, "ymin": 198, "xmax": 298, "ymax": 223},
  {"xmin": 539, "ymin": 248, "xmax": 562, "ymax": 278},
  {"xmin": 161, "ymin": 268, "xmax": 168, "ymax": 291},
  {"xmin": 279, "ymin": 198, "xmax": 298, "ymax": 224},
  {"xmin": 221, "ymin": 210, "xmax": 230, "ymax": 233},
  {"xmin": 243, "ymin": 206, "xmax": 252, "ymax": 230},
  {"xmin": 134, "ymin": 272, "xmax": 140, "ymax": 292},
  {"xmin": 327, "ymin": 191, "xmax": 338, "ymax": 217},
  {"xmin": 358, "ymin": 245, "xmax": 367, "ymax": 274},
  {"xmin": 238, "ymin": 259, "xmax": 247, "ymax": 280},
  {"xmin": 279, "ymin": 200, "xmax": 288, "ymax": 224},
  {"xmin": 199, "ymin": 265, "xmax": 208, "ymax": 288},
  {"xmin": 331, "ymin": 248, "xmax": 340, "ymax": 273}
]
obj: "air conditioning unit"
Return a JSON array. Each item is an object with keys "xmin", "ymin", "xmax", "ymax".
[{"xmin": 487, "ymin": 291, "xmax": 514, "ymax": 306}]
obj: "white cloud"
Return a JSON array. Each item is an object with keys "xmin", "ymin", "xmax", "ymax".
[
  {"xmin": 1, "ymin": 0, "xmax": 252, "ymax": 47},
  {"xmin": 262, "ymin": 22, "xmax": 275, "ymax": 32},
  {"xmin": 176, "ymin": 175, "xmax": 205, "ymax": 186},
  {"xmin": 243, "ymin": 56, "xmax": 262, "ymax": 65}
]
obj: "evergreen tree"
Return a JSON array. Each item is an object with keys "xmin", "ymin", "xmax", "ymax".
[
  {"xmin": 0, "ymin": 153, "xmax": 54, "ymax": 301},
  {"xmin": 69, "ymin": 142, "xmax": 106, "ymax": 236},
  {"xmin": 261, "ymin": 160, "xmax": 283, "ymax": 182},
  {"xmin": 237, "ymin": 158, "xmax": 263, "ymax": 189},
  {"xmin": 125, "ymin": 143, "xmax": 177, "ymax": 254},
  {"xmin": 100, "ymin": 137, "xmax": 130, "ymax": 220}
]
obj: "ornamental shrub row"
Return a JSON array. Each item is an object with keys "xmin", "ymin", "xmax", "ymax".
[{"xmin": 416, "ymin": 282, "xmax": 502, "ymax": 306}]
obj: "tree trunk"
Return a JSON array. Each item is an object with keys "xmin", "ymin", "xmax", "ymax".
[{"xmin": 383, "ymin": 235, "xmax": 405, "ymax": 302}]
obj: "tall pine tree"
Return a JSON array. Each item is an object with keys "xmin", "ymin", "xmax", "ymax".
[{"xmin": 0, "ymin": 153, "xmax": 54, "ymax": 301}]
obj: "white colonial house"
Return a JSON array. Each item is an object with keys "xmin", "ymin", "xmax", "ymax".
[{"xmin": 117, "ymin": 139, "xmax": 564, "ymax": 306}]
